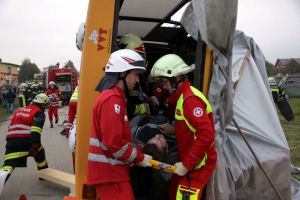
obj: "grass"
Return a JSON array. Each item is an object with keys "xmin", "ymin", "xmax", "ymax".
[
  {"xmin": 0, "ymin": 101, "xmax": 19, "ymax": 122},
  {"xmin": 278, "ymin": 98, "xmax": 300, "ymax": 181}
]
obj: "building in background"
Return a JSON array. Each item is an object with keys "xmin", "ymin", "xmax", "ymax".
[
  {"xmin": 0, "ymin": 59, "xmax": 19, "ymax": 88},
  {"xmin": 275, "ymin": 58, "xmax": 300, "ymax": 71}
]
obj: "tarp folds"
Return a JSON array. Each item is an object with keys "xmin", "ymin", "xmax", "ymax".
[{"xmin": 207, "ymin": 31, "xmax": 293, "ymax": 200}]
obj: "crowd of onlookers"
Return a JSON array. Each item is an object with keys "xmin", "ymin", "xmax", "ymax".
[{"xmin": 0, "ymin": 85, "xmax": 18, "ymax": 114}]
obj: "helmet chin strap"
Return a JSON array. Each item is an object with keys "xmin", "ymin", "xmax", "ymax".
[{"xmin": 118, "ymin": 71, "xmax": 130, "ymax": 94}]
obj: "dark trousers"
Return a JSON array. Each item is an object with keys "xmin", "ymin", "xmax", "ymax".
[{"xmin": 0, "ymin": 138, "xmax": 48, "ymax": 183}]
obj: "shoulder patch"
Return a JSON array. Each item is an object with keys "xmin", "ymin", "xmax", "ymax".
[
  {"xmin": 193, "ymin": 107, "xmax": 203, "ymax": 117},
  {"xmin": 114, "ymin": 104, "xmax": 120, "ymax": 114}
]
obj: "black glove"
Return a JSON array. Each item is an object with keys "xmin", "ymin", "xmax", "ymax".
[{"xmin": 28, "ymin": 144, "xmax": 40, "ymax": 157}]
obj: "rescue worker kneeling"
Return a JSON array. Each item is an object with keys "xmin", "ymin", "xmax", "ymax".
[{"xmin": 0, "ymin": 93, "xmax": 51, "ymax": 185}]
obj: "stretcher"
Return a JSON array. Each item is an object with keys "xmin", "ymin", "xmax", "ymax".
[{"xmin": 150, "ymin": 159, "xmax": 176, "ymax": 173}]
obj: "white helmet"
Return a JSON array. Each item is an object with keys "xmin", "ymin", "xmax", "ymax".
[
  {"xmin": 95, "ymin": 49, "xmax": 146, "ymax": 92},
  {"xmin": 104, "ymin": 49, "xmax": 146, "ymax": 73},
  {"xmin": 33, "ymin": 93, "xmax": 51, "ymax": 106},
  {"xmin": 68, "ymin": 125, "xmax": 76, "ymax": 152},
  {"xmin": 49, "ymin": 81, "xmax": 56, "ymax": 86},
  {"xmin": 76, "ymin": 22, "xmax": 85, "ymax": 51},
  {"xmin": 268, "ymin": 77, "xmax": 275, "ymax": 83}
]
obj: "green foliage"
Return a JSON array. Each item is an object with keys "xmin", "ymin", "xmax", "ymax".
[
  {"xmin": 63, "ymin": 60, "xmax": 75, "ymax": 69},
  {"xmin": 18, "ymin": 58, "xmax": 41, "ymax": 83},
  {"xmin": 278, "ymin": 98, "xmax": 300, "ymax": 181},
  {"xmin": 265, "ymin": 60, "xmax": 277, "ymax": 76},
  {"xmin": 0, "ymin": 101, "xmax": 19, "ymax": 121}
]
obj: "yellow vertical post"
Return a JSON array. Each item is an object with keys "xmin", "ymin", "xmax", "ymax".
[
  {"xmin": 202, "ymin": 46, "xmax": 213, "ymax": 97},
  {"xmin": 75, "ymin": 0, "xmax": 116, "ymax": 199}
]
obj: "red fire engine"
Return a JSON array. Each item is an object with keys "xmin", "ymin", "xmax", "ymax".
[{"xmin": 39, "ymin": 63, "xmax": 78, "ymax": 104}]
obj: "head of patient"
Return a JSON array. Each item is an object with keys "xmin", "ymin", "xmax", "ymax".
[{"xmin": 142, "ymin": 134, "xmax": 168, "ymax": 162}]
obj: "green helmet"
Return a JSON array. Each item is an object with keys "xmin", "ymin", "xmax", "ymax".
[
  {"xmin": 33, "ymin": 93, "xmax": 51, "ymax": 106},
  {"xmin": 151, "ymin": 54, "xmax": 192, "ymax": 78},
  {"xmin": 148, "ymin": 73, "xmax": 160, "ymax": 84},
  {"xmin": 118, "ymin": 33, "xmax": 146, "ymax": 59},
  {"xmin": 19, "ymin": 83, "xmax": 28, "ymax": 89},
  {"xmin": 268, "ymin": 77, "xmax": 275, "ymax": 83}
]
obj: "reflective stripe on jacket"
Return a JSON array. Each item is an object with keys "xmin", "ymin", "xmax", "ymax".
[
  {"xmin": 69, "ymin": 86, "xmax": 78, "ymax": 105},
  {"xmin": 87, "ymin": 86, "xmax": 144, "ymax": 185},
  {"xmin": 168, "ymin": 80, "xmax": 217, "ymax": 170},
  {"xmin": 7, "ymin": 105, "xmax": 44, "ymax": 140}
]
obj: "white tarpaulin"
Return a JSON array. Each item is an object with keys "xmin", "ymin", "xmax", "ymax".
[{"xmin": 181, "ymin": 0, "xmax": 299, "ymax": 199}]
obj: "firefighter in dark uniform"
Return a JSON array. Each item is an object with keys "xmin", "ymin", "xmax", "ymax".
[
  {"xmin": 268, "ymin": 77, "xmax": 285, "ymax": 103},
  {"xmin": 37, "ymin": 82, "xmax": 46, "ymax": 94},
  {"xmin": 18, "ymin": 83, "xmax": 33, "ymax": 108},
  {"xmin": 31, "ymin": 83, "xmax": 38, "ymax": 100},
  {"xmin": 118, "ymin": 34, "xmax": 167, "ymax": 125},
  {"xmin": 0, "ymin": 93, "xmax": 51, "ymax": 184}
]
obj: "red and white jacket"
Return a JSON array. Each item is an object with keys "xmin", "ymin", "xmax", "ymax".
[
  {"xmin": 7, "ymin": 104, "xmax": 45, "ymax": 144},
  {"xmin": 46, "ymin": 87, "xmax": 62, "ymax": 106},
  {"xmin": 87, "ymin": 86, "xmax": 144, "ymax": 185},
  {"xmin": 166, "ymin": 80, "xmax": 217, "ymax": 170}
]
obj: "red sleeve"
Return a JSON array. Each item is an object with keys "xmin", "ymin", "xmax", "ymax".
[
  {"xmin": 182, "ymin": 96, "xmax": 215, "ymax": 170},
  {"xmin": 100, "ymin": 96, "xmax": 144, "ymax": 163}
]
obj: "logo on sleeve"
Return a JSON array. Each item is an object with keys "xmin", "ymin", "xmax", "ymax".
[
  {"xmin": 114, "ymin": 104, "xmax": 120, "ymax": 114},
  {"xmin": 193, "ymin": 107, "xmax": 203, "ymax": 117}
]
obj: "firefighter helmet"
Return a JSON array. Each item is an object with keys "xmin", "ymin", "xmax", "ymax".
[
  {"xmin": 268, "ymin": 77, "xmax": 275, "ymax": 83},
  {"xmin": 148, "ymin": 73, "xmax": 160, "ymax": 84},
  {"xmin": 49, "ymin": 81, "xmax": 56, "ymax": 86},
  {"xmin": 33, "ymin": 93, "xmax": 51, "ymax": 106},
  {"xmin": 19, "ymin": 83, "xmax": 28, "ymax": 89},
  {"xmin": 76, "ymin": 22, "xmax": 85, "ymax": 51},
  {"xmin": 104, "ymin": 49, "xmax": 146, "ymax": 73},
  {"xmin": 151, "ymin": 54, "xmax": 191, "ymax": 78},
  {"xmin": 95, "ymin": 49, "xmax": 146, "ymax": 92},
  {"xmin": 118, "ymin": 33, "xmax": 146, "ymax": 60}
]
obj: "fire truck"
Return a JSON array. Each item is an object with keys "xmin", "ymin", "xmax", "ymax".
[{"xmin": 38, "ymin": 64, "xmax": 78, "ymax": 104}]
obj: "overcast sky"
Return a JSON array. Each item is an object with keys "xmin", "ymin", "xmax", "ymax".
[{"xmin": 0, "ymin": 0, "xmax": 299, "ymax": 71}]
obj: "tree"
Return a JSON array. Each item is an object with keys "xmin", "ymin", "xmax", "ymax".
[
  {"xmin": 18, "ymin": 58, "xmax": 41, "ymax": 83},
  {"xmin": 63, "ymin": 60, "xmax": 75, "ymax": 69},
  {"xmin": 265, "ymin": 60, "xmax": 277, "ymax": 76}
]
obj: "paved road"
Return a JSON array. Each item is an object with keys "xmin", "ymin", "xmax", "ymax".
[{"xmin": 0, "ymin": 106, "xmax": 74, "ymax": 200}]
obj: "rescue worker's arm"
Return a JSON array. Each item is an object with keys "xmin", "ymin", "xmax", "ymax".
[
  {"xmin": 182, "ymin": 96, "xmax": 215, "ymax": 170},
  {"xmin": 100, "ymin": 96, "xmax": 144, "ymax": 163},
  {"xmin": 127, "ymin": 100, "xmax": 150, "ymax": 116},
  {"xmin": 31, "ymin": 111, "xmax": 46, "ymax": 145},
  {"xmin": 157, "ymin": 123, "xmax": 175, "ymax": 135}
]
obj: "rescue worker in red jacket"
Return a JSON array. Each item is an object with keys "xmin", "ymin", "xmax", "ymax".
[
  {"xmin": 87, "ymin": 49, "xmax": 153, "ymax": 200},
  {"xmin": 46, "ymin": 81, "xmax": 62, "ymax": 128},
  {"xmin": 150, "ymin": 54, "xmax": 217, "ymax": 200},
  {"xmin": 118, "ymin": 33, "xmax": 152, "ymax": 119},
  {"xmin": 64, "ymin": 86, "xmax": 78, "ymax": 137},
  {"xmin": 0, "ymin": 93, "xmax": 51, "ymax": 184},
  {"xmin": 147, "ymin": 74, "xmax": 176, "ymax": 123}
]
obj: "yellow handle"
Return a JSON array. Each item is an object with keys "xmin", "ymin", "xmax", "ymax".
[{"xmin": 150, "ymin": 159, "xmax": 176, "ymax": 173}]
